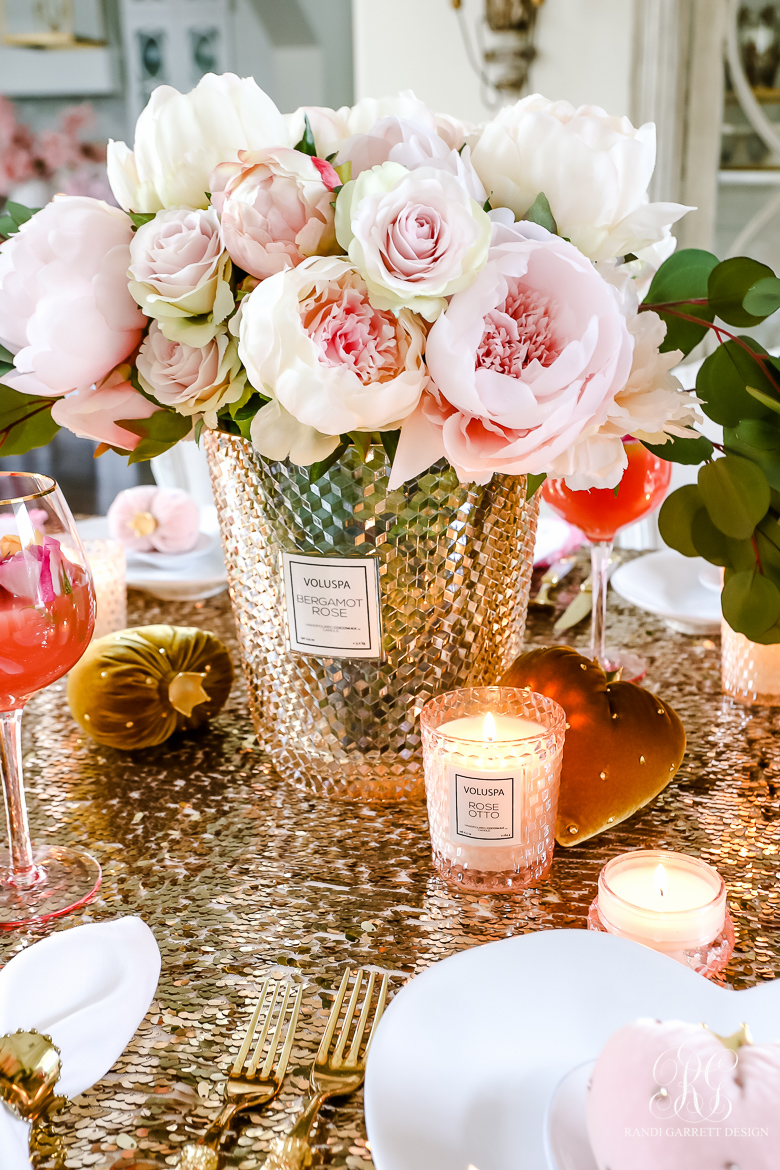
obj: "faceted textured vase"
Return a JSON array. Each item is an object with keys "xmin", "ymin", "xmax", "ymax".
[
  {"xmin": 205, "ymin": 432, "xmax": 539, "ymax": 800},
  {"xmin": 722, "ymin": 619, "xmax": 780, "ymax": 706}
]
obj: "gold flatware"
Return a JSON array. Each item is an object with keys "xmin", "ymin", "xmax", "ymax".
[
  {"xmin": 553, "ymin": 573, "xmax": 593, "ymax": 632},
  {"xmin": 0, "ymin": 1029, "xmax": 67, "ymax": 1166},
  {"xmin": 531, "ymin": 556, "xmax": 576, "ymax": 608},
  {"xmin": 178, "ymin": 978, "xmax": 303, "ymax": 1170},
  {"xmin": 265, "ymin": 968, "xmax": 389, "ymax": 1170}
]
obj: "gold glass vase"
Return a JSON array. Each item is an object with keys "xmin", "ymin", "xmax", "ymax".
[{"xmin": 205, "ymin": 433, "xmax": 538, "ymax": 800}]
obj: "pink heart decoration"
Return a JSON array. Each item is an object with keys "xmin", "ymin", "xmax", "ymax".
[{"xmin": 587, "ymin": 1018, "xmax": 780, "ymax": 1169}]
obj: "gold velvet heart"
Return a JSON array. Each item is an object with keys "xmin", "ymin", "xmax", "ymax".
[{"xmin": 500, "ymin": 645, "xmax": 686, "ymax": 846}]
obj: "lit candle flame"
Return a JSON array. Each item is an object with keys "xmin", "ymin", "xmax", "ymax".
[
  {"xmin": 483, "ymin": 712, "xmax": 496, "ymax": 742},
  {"xmin": 655, "ymin": 863, "xmax": 666, "ymax": 899}
]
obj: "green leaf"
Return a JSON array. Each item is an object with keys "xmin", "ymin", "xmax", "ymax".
[
  {"xmin": 0, "ymin": 201, "xmax": 39, "ymax": 240},
  {"xmin": 641, "ymin": 433, "xmax": 713, "ymax": 465},
  {"xmin": 380, "ymin": 429, "xmax": 400, "ymax": 465},
  {"xmin": 523, "ymin": 192, "xmax": 558, "ymax": 235},
  {"xmin": 746, "ymin": 384, "xmax": 780, "ymax": 416},
  {"xmin": 0, "ymin": 343, "xmax": 13, "ymax": 379},
  {"xmin": 129, "ymin": 212, "xmax": 156, "ymax": 230},
  {"xmin": 193, "ymin": 418, "xmax": 204, "ymax": 445},
  {"xmin": 698, "ymin": 455, "xmax": 770, "ymax": 538},
  {"xmin": 735, "ymin": 417, "xmax": 780, "ymax": 451},
  {"xmin": 116, "ymin": 410, "xmax": 192, "ymax": 464},
  {"xmin": 294, "ymin": 113, "xmax": 318, "ymax": 157},
  {"xmin": 725, "ymin": 423, "xmax": 780, "ymax": 492},
  {"xmin": 349, "ymin": 431, "xmax": 372, "ymax": 462},
  {"xmin": 691, "ymin": 508, "xmax": 755, "ymax": 569},
  {"xmin": 721, "ymin": 569, "xmax": 780, "ymax": 641},
  {"xmin": 642, "ymin": 248, "xmax": 719, "ymax": 355},
  {"xmin": 0, "ymin": 384, "xmax": 59, "ymax": 456},
  {"xmin": 707, "ymin": 256, "xmax": 774, "ymax": 326},
  {"xmin": 309, "ymin": 440, "xmax": 350, "ymax": 484},
  {"xmin": 743, "ymin": 275, "xmax": 780, "ymax": 319},
  {"xmin": 696, "ymin": 338, "xmax": 778, "ymax": 426},
  {"xmin": 658, "ymin": 484, "xmax": 704, "ymax": 557},
  {"xmin": 526, "ymin": 472, "xmax": 547, "ymax": 499}
]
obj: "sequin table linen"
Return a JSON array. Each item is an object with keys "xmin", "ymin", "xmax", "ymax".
[{"xmin": 2, "ymin": 574, "xmax": 780, "ymax": 1168}]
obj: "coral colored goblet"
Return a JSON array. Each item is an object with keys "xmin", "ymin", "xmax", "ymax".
[
  {"xmin": 0, "ymin": 473, "xmax": 101, "ymax": 928},
  {"xmin": 542, "ymin": 439, "xmax": 672, "ymax": 682}
]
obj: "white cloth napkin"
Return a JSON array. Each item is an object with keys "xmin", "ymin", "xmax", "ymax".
[{"xmin": 0, "ymin": 916, "xmax": 161, "ymax": 1169}]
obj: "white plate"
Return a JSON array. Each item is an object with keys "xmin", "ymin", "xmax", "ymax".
[
  {"xmin": 544, "ymin": 1061, "xmax": 597, "ymax": 1170},
  {"xmin": 76, "ymin": 510, "xmax": 227, "ymax": 602},
  {"xmin": 534, "ymin": 516, "xmax": 583, "ymax": 566},
  {"xmin": 610, "ymin": 549, "xmax": 721, "ymax": 635},
  {"xmin": 364, "ymin": 929, "xmax": 780, "ymax": 1170}
]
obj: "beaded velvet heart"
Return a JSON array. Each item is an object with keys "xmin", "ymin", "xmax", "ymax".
[{"xmin": 501, "ymin": 645, "xmax": 686, "ymax": 846}]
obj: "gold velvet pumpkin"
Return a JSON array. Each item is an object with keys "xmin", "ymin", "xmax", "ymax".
[
  {"xmin": 67, "ymin": 625, "xmax": 233, "ymax": 750},
  {"xmin": 500, "ymin": 645, "xmax": 686, "ymax": 846}
]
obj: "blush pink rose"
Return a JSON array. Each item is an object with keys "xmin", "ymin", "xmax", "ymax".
[
  {"xmin": 0, "ymin": 196, "xmax": 145, "ymax": 397},
  {"xmin": 51, "ymin": 366, "xmax": 160, "ymax": 451},
  {"xmin": 211, "ymin": 147, "xmax": 340, "ymax": 280},
  {"xmin": 136, "ymin": 321, "xmax": 246, "ymax": 420},
  {"xmin": 389, "ymin": 215, "xmax": 634, "ymax": 489}
]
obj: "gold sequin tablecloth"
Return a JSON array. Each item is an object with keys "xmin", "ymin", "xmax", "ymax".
[{"xmin": 2, "ymin": 579, "xmax": 780, "ymax": 1168}]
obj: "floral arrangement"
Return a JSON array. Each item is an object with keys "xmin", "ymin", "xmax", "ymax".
[
  {"xmin": 0, "ymin": 97, "xmax": 110, "ymax": 204},
  {"xmin": 2, "ymin": 74, "xmax": 780, "ymax": 641}
]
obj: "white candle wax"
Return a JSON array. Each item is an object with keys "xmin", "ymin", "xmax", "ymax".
[
  {"xmin": 440, "ymin": 714, "xmax": 545, "ymax": 744},
  {"xmin": 597, "ymin": 850, "xmax": 726, "ymax": 952}
]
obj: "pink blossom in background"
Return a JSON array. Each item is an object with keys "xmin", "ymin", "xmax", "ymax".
[
  {"xmin": 211, "ymin": 147, "xmax": 340, "ymax": 280},
  {"xmin": 50, "ymin": 367, "xmax": 161, "ymax": 451},
  {"xmin": 0, "ymin": 98, "xmax": 107, "ymax": 199},
  {"xmin": 0, "ymin": 195, "xmax": 145, "ymax": 398}
]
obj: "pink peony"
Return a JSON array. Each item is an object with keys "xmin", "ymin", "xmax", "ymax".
[
  {"xmin": 51, "ymin": 366, "xmax": 160, "ymax": 451},
  {"xmin": 211, "ymin": 147, "xmax": 340, "ymax": 280},
  {"xmin": 0, "ymin": 196, "xmax": 145, "ymax": 397},
  {"xmin": 389, "ymin": 216, "xmax": 634, "ymax": 489}
]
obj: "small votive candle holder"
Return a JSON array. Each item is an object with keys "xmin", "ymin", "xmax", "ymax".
[
  {"xmin": 587, "ymin": 849, "xmax": 735, "ymax": 978},
  {"xmin": 420, "ymin": 686, "xmax": 566, "ymax": 892},
  {"xmin": 84, "ymin": 539, "xmax": 126, "ymax": 640},
  {"xmin": 722, "ymin": 618, "xmax": 780, "ymax": 706}
]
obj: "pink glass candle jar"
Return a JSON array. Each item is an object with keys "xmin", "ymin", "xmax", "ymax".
[{"xmin": 420, "ymin": 686, "xmax": 566, "ymax": 891}]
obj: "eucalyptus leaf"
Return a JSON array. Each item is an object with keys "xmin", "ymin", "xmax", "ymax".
[
  {"xmin": 698, "ymin": 455, "xmax": 770, "ymax": 538},
  {"xmin": 735, "ymin": 418, "xmax": 780, "ymax": 451},
  {"xmin": 743, "ymin": 275, "xmax": 780, "ymax": 319},
  {"xmin": 658, "ymin": 484, "xmax": 704, "ymax": 557},
  {"xmin": 691, "ymin": 508, "xmax": 755, "ymax": 570},
  {"xmin": 641, "ymin": 433, "xmax": 713, "ymax": 465},
  {"xmin": 725, "ymin": 424, "xmax": 780, "ymax": 492},
  {"xmin": 708, "ymin": 256, "xmax": 774, "ymax": 326},
  {"xmin": 721, "ymin": 570, "xmax": 780, "ymax": 641},
  {"xmin": 696, "ymin": 338, "xmax": 777, "ymax": 426},
  {"xmin": 642, "ymin": 248, "xmax": 718, "ymax": 355}
]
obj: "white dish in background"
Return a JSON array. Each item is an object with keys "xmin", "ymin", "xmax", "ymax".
[
  {"xmin": 534, "ymin": 515, "xmax": 583, "ymax": 566},
  {"xmin": 544, "ymin": 1061, "xmax": 598, "ymax": 1170},
  {"xmin": 76, "ymin": 507, "xmax": 227, "ymax": 602},
  {"xmin": 365, "ymin": 929, "xmax": 780, "ymax": 1170},
  {"xmin": 610, "ymin": 549, "xmax": 721, "ymax": 635}
]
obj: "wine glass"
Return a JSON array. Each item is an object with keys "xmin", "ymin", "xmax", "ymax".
[
  {"xmin": 0, "ymin": 472, "xmax": 100, "ymax": 928},
  {"xmin": 541, "ymin": 439, "xmax": 672, "ymax": 682}
]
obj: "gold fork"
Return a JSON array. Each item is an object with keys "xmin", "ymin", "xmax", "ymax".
[
  {"xmin": 178, "ymin": 978, "xmax": 303, "ymax": 1170},
  {"xmin": 265, "ymin": 968, "xmax": 389, "ymax": 1170}
]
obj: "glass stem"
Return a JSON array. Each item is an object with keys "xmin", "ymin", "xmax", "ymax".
[
  {"xmin": 0, "ymin": 709, "xmax": 40, "ymax": 888},
  {"xmin": 590, "ymin": 540, "xmax": 613, "ymax": 668}
]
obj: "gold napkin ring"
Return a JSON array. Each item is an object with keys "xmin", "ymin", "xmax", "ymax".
[{"xmin": 0, "ymin": 1029, "xmax": 68, "ymax": 1167}]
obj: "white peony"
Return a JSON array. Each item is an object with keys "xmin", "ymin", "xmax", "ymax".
[
  {"xmin": 471, "ymin": 94, "xmax": 691, "ymax": 262},
  {"xmin": 238, "ymin": 256, "xmax": 428, "ymax": 465},
  {"xmin": 284, "ymin": 90, "xmax": 437, "ymax": 159},
  {"xmin": 335, "ymin": 162, "xmax": 491, "ymax": 321},
  {"xmin": 107, "ymin": 73, "xmax": 288, "ymax": 213}
]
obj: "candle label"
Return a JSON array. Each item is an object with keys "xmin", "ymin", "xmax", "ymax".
[
  {"xmin": 448, "ymin": 767, "xmax": 520, "ymax": 845},
  {"xmin": 281, "ymin": 552, "xmax": 382, "ymax": 659}
]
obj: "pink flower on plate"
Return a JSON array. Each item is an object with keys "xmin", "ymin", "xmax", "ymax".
[
  {"xmin": 0, "ymin": 196, "xmax": 145, "ymax": 397},
  {"xmin": 211, "ymin": 147, "xmax": 340, "ymax": 280},
  {"xmin": 0, "ymin": 536, "xmax": 68, "ymax": 605},
  {"xmin": 389, "ymin": 216, "xmax": 634, "ymax": 489},
  {"xmin": 51, "ymin": 366, "xmax": 161, "ymax": 451}
]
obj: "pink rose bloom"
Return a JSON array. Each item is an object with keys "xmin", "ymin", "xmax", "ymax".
[
  {"xmin": 238, "ymin": 256, "xmax": 428, "ymax": 465},
  {"xmin": 51, "ymin": 367, "xmax": 160, "ymax": 451},
  {"xmin": 0, "ymin": 196, "xmax": 145, "ymax": 397},
  {"xmin": 137, "ymin": 321, "xmax": 246, "ymax": 420},
  {"xmin": 0, "ymin": 536, "xmax": 68, "ymax": 605},
  {"xmin": 211, "ymin": 147, "xmax": 340, "ymax": 281},
  {"xmin": 389, "ymin": 216, "xmax": 633, "ymax": 489}
]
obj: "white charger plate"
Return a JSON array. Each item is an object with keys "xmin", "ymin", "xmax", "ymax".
[
  {"xmin": 610, "ymin": 549, "xmax": 721, "ymax": 635},
  {"xmin": 364, "ymin": 929, "xmax": 780, "ymax": 1170},
  {"xmin": 76, "ymin": 508, "xmax": 227, "ymax": 601}
]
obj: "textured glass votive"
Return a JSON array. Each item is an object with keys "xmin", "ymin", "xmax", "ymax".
[
  {"xmin": 722, "ymin": 619, "xmax": 780, "ymax": 706},
  {"xmin": 587, "ymin": 849, "xmax": 735, "ymax": 978},
  {"xmin": 420, "ymin": 686, "xmax": 566, "ymax": 891},
  {"xmin": 84, "ymin": 539, "xmax": 126, "ymax": 640}
]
